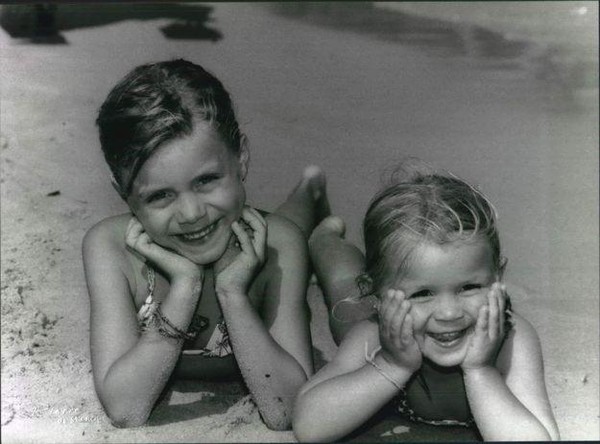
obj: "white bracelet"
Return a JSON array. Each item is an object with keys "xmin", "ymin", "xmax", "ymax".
[{"xmin": 364, "ymin": 344, "xmax": 403, "ymax": 391}]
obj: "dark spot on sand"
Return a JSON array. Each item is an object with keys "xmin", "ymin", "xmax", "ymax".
[
  {"xmin": 265, "ymin": 374, "xmax": 270, "ymax": 378},
  {"xmin": 46, "ymin": 190, "xmax": 60, "ymax": 196},
  {"xmin": 276, "ymin": 397, "xmax": 283, "ymax": 403}
]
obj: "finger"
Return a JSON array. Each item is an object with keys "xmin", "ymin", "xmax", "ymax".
[
  {"xmin": 488, "ymin": 284, "xmax": 500, "ymax": 341},
  {"xmin": 241, "ymin": 207, "xmax": 267, "ymax": 233},
  {"xmin": 231, "ymin": 221, "xmax": 256, "ymax": 257},
  {"xmin": 243, "ymin": 209, "xmax": 267, "ymax": 261},
  {"xmin": 475, "ymin": 304, "xmax": 489, "ymax": 335},
  {"xmin": 385, "ymin": 290, "xmax": 409, "ymax": 342},
  {"xmin": 125, "ymin": 223, "xmax": 145, "ymax": 249},
  {"xmin": 379, "ymin": 289, "xmax": 403, "ymax": 338},
  {"xmin": 401, "ymin": 311, "xmax": 416, "ymax": 346},
  {"xmin": 496, "ymin": 283, "xmax": 506, "ymax": 339}
]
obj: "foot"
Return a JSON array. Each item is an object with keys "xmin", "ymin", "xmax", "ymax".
[
  {"xmin": 301, "ymin": 165, "xmax": 331, "ymax": 222},
  {"xmin": 310, "ymin": 215, "xmax": 346, "ymax": 241}
]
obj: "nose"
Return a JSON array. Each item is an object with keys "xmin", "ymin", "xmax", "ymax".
[
  {"xmin": 176, "ymin": 193, "xmax": 206, "ymax": 224},
  {"xmin": 433, "ymin": 293, "xmax": 464, "ymax": 322}
]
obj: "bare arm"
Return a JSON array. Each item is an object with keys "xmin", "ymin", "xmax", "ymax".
[
  {"xmin": 83, "ymin": 217, "xmax": 203, "ymax": 427},
  {"xmin": 293, "ymin": 319, "xmax": 416, "ymax": 442},
  {"xmin": 464, "ymin": 313, "xmax": 559, "ymax": 440},
  {"xmin": 216, "ymin": 210, "xmax": 313, "ymax": 430},
  {"xmin": 461, "ymin": 287, "xmax": 559, "ymax": 441}
]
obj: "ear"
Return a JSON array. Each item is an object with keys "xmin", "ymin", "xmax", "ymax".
[
  {"xmin": 238, "ymin": 135, "xmax": 250, "ymax": 181},
  {"xmin": 110, "ymin": 176, "xmax": 128, "ymax": 201},
  {"xmin": 497, "ymin": 256, "xmax": 508, "ymax": 280},
  {"xmin": 356, "ymin": 273, "xmax": 374, "ymax": 298}
]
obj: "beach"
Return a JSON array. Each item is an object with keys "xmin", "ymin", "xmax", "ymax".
[{"xmin": 1, "ymin": 2, "xmax": 598, "ymax": 442}]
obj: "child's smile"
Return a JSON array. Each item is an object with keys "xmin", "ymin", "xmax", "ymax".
[
  {"xmin": 127, "ymin": 121, "xmax": 247, "ymax": 265},
  {"xmin": 393, "ymin": 238, "xmax": 498, "ymax": 367}
]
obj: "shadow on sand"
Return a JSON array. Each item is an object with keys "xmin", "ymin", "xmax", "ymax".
[{"xmin": 0, "ymin": 3, "xmax": 222, "ymax": 44}]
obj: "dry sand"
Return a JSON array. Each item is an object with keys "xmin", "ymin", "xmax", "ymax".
[{"xmin": 1, "ymin": 3, "xmax": 598, "ymax": 442}]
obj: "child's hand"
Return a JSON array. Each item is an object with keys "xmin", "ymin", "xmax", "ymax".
[
  {"xmin": 461, "ymin": 282, "xmax": 507, "ymax": 372},
  {"xmin": 125, "ymin": 217, "xmax": 203, "ymax": 283},
  {"xmin": 378, "ymin": 289, "xmax": 422, "ymax": 373},
  {"xmin": 215, "ymin": 207, "xmax": 267, "ymax": 299}
]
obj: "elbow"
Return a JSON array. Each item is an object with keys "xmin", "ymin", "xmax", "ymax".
[
  {"xmin": 99, "ymin": 392, "xmax": 151, "ymax": 428},
  {"xmin": 261, "ymin": 408, "xmax": 292, "ymax": 431},
  {"xmin": 292, "ymin": 400, "xmax": 330, "ymax": 442},
  {"xmin": 104, "ymin": 405, "xmax": 151, "ymax": 429}
]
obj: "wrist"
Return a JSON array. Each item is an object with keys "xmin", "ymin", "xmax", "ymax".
[
  {"xmin": 170, "ymin": 275, "xmax": 203, "ymax": 298},
  {"xmin": 369, "ymin": 350, "xmax": 414, "ymax": 387},
  {"xmin": 462, "ymin": 364, "xmax": 498, "ymax": 379}
]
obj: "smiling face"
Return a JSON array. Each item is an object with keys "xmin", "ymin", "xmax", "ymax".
[
  {"xmin": 127, "ymin": 121, "xmax": 247, "ymax": 265},
  {"xmin": 389, "ymin": 237, "xmax": 500, "ymax": 367}
]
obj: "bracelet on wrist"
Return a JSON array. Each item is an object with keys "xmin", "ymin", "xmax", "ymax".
[
  {"xmin": 139, "ymin": 304, "xmax": 200, "ymax": 342},
  {"xmin": 364, "ymin": 344, "xmax": 404, "ymax": 391}
]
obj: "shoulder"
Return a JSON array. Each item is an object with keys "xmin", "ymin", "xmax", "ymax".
[
  {"xmin": 83, "ymin": 214, "xmax": 131, "ymax": 253},
  {"xmin": 82, "ymin": 214, "xmax": 139, "ymax": 292},
  {"xmin": 497, "ymin": 311, "xmax": 543, "ymax": 373}
]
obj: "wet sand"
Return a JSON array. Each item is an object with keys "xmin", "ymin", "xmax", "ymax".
[{"xmin": 1, "ymin": 3, "xmax": 598, "ymax": 442}]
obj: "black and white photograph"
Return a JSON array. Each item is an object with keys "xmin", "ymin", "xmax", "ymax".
[{"xmin": 1, "ymin": 2, "xmax": 598, "ymax": 442}]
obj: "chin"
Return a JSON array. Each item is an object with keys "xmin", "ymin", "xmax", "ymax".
[
  {"xmin": 421, "ymin": 340, "xmax": 469, "ymax": 368},
  {"xmin": 182, "ymin": 242, "xmax": 230, "ymax": 265}
]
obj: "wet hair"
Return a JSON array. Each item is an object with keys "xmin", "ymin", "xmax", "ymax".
[
  {"xmin": 96, "ymin": 59, "xmax": 244, "ymax": 198},
  {"xmin": 359, "ymin": 163, "xmax": 502, "ymax": 297}
]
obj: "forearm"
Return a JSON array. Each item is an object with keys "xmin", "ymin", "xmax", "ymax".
[
  {"xmin": 219, "ymin": 294, "xmax": 308, "ymax": 430},
  {"xmin": 97, "ymin": 279, "xmax": 201, "ymax": 426},
  {"xmin": 464, "ymin": 367, "xmax": 553, "ymax": 441},
  {"xmin": 294, "ymin": 356, "xmax": 413, "ymax": 442}
]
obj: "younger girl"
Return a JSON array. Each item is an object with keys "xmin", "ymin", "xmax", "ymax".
[
  {"xmin": 293, "ymin": 166, "xmax": 560, "ymax": 441},
  {"xmin": 83, "ymin": 59, "xmax": 327, "ymax": 430}
]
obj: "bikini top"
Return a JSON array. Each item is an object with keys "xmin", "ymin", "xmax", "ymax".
[{"xmin": 136, "ymin": 266, "xmax": 233, "ymax": 358}]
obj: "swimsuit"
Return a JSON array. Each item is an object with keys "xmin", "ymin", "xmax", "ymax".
[
  {"xmin": 375, "ymin": 298, "xmax": 515, "ymax": 428},
  {"xmin": 137, "ymin": 266, "xmax": 233, "ymax": 358}
]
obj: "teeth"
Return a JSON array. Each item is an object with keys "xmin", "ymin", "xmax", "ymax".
[
  {"xmin": 181, "ymin": 222, "xmax": 217, "ymax": 241},
  {"xmin": 429, "ymin": 330, "xmax": 465, "ymax": 342}
]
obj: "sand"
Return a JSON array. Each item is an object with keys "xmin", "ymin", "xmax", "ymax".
[{"xmin": 1, "ymin": 3, "xmax": 598, "ymax": 442}]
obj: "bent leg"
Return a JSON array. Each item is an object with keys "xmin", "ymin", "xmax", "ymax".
[
  {"xmin": 272, "ymin": 165, "xmax": 330, "ymax": 239},
  {"xmin": 309, "ymin": 216, "xmax": 373, "ymax": 345}
]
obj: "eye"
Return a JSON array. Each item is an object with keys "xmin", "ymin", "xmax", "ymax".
[
  {"xmin": 194, "ymin": 174, "xmax": 221, "ymax": 187},
  {"xmin": 146, "ymin": 190, "xmax": 174, "ymax": 204},
  {"xmin": 410, "ymin": 289, "xmax": 434, "ymax": 300},
  {"xmin": 460, "ymin": 283, "xmax": 483, "ymax": 294}
]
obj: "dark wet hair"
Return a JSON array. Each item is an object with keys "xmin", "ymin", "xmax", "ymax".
[
  {"xmin": 96, "ymin": 59, "xmax": 244, "ymax": 197},
  {"xmin": 360, "ymin": 164, "xmax": 502, "ymax": 297}
]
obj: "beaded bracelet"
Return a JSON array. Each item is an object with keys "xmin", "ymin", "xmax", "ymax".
[
  {"xmin": 364, "ymin": 344, "xmax": 404, "ymax": 391},
  {"xmin": 155, "ymin": 305, "xmax": 198, "ymax": 342}
]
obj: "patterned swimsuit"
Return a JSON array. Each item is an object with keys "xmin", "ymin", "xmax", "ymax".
[{"xmin": 137, "ymin": 266, "xmax": 233, "ymax": 358}]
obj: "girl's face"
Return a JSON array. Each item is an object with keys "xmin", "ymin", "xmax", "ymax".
[
  {"xmin": 389, "ymin": 238, "xmax": 499, "ymax": 367},
  {"xmin": 127, "ymin": 122, "xmax": 248, "ymax": 265}
]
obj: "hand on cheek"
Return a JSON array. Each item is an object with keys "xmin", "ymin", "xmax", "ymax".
[
  {"xmin": 378, "ymin": 289, "xmax": 423, "ymax": 373},
  {"xmin": 125, "ymin": 217, "xmax": 202, "ymax": 283},
  {"xmin": 461, "ymin": 283, "xmax": 506, "ymax": 371}
]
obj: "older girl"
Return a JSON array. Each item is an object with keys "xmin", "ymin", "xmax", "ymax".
[{"xmin": 83, "ymin": 59, "xmax": 326, "ymax": 430}]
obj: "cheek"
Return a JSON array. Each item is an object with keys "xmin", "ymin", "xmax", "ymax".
[
  {"xmin": 464, "ymin": 294, "xmax": 488, "ymax": 319},
  {"xmin": 135, "ymin": 210, "xmax": 170, "ymax": 238},
  {"xmin": 408, "ymin": 304, "xmax": 431, "ymax": 337},
  {"xmin": 215, "ymin": 181, "xmax": 246, "ymax": 214}
]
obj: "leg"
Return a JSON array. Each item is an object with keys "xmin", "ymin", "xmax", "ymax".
[
  {"xmin": 273, "ymin": 165, "xmax": 331, "ymax": 239},
  {"xmin": 309, "ymin": 216, "xmax": 373, "ymax": 345}
]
